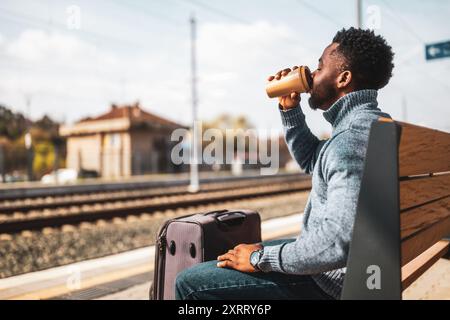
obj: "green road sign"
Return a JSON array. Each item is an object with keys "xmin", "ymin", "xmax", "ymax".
[{"xmin": 425, "ymin": 41, "xmax": 450, "ymax": 61}]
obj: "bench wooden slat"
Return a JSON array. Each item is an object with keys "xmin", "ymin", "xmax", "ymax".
[
  {"xmin": 397, "ymin": 121, "xmax": 450, "ymax": 177},
  {"xmin": 401, "ymin": 215, "xmax": 450, "ymax": 266},
  {"xmin": 400, "ymin": 196, "xmax": 450, "ymax": 239},
  {"xmin": 400, "ymin": 174, "xmax": 450, "ymax": 210},
  {"xmin": 401, "ymin": 240, "xmax": 449, "ymax": 290}
]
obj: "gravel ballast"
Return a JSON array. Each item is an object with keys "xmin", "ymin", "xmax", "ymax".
[{"xmin": 0, "ymin": 191, "xmax": 309, "ymax": 278}]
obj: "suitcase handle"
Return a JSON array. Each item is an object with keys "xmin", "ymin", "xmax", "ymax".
[{"xmin": 206, "ymin": 210, "xmax": 247, "ymax": 227}]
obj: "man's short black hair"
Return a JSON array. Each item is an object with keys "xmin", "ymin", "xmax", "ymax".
[{"xmin": 332, "ymin": 27, "xmax": 394, "ymax": 90}]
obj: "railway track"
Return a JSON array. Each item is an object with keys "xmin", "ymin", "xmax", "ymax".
[
  {"xmin": 0, "ymin": 174, "xmax": 305, "ymax": 214},
  {"xmin": 0, "ymin": 172, "xmax": 303, "ymax": 201},
  {"xmin": 0, "ymin": 176, "xmax": 311, "ymax": 234}
]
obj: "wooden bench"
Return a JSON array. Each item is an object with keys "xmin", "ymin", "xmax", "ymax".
[{"xmin": 341, "ymin": 118, "xmax": 450, "ymax": 299}]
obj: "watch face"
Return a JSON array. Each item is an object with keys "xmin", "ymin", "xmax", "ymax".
[{"xmin": 250, "ymin": 251, "xmax": 260, "ymax": 266}]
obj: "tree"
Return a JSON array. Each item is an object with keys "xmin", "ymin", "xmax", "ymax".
[
  {"xmin": 0, "ymin": 105, "xmax": 27, "ymax": 140},
  {"xmin": 0, "ymin": 105, "xmax": 66, "ymax": 180}
]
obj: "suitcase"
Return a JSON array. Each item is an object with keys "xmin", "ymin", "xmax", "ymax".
[{"xmin": 150, "ymin": 209, "xmax": 261, "ymax": 300}]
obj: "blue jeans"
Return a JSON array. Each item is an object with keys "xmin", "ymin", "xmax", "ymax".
[{"xmin": 175, "ymin": 239, "xmax": 334, "ymax": 300}]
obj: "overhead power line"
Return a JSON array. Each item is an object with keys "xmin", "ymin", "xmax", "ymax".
[
  {"xmin": 380, "ymin": 0, "xmax": 425, "ymax": 44},
  {"xmin": 183, "ymin": 0, "xmax": 250, "ymax": 24},
  {"xmin": 178, "ymin": 0, "xmax": 319, "ymax": 64},
  {"xmin": 0, "ymin": 7, "xmax": 148, "ymax": 50},
  {"xmin": 296, "ymin": 0, "xmax": 345, "ymax": 28},
  {"xmin": 379, "ymin": 0, "xmax": 450, "ymax": 91},
  {"xmin": 108, "ymin": 0, "xmax": 183, "ymax": 26}
]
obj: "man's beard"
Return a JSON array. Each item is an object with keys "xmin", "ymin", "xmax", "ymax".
[{"xmin": 308, "ymin": 81, "xmax": 338, "ymax": 110}]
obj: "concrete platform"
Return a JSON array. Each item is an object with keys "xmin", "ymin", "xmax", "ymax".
[
  {"xmin": 95, "ymin": 258, "xmax": 450, "ymax": 300},
  {"xmin": 0, "ymin": 213, "xmax": 303, "ymax": 300},
  {"xmin": 2, "ymin": 211, "xmax": 448, "ymax": 300}
]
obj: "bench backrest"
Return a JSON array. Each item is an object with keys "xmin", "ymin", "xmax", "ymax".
[{"xmin": 341, "ymin": 118, "xmax": 450, "ymax": 300}]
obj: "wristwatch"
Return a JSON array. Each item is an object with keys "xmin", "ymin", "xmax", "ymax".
[{"xmin": 250, "ymin": 247, "xmax": 264, "ymax": 271}]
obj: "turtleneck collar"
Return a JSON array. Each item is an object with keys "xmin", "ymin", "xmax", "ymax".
[{"xmin": 322, "ymin": 89, "xmax": 378, "ymax": 128}]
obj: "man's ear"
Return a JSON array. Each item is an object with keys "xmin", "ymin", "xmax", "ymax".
[{"xmin": 336, "ymin": 70, "xmax": 352, "ymax": 89}]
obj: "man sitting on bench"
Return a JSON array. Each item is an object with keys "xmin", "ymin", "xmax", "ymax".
[{"xmin": 175, "ymin": 27, "xmax": 395, "ymax": 300}]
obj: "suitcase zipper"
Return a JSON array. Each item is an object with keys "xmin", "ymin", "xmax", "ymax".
[
  {"xmin": 154, "ymin": 220, "xmax": 170, "ymax": 300},
  {"xmin": 157, "ymin": 233, "xmax": 166, "ymax": 253}
]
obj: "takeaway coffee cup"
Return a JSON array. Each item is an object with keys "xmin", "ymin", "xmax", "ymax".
[{"xmin": 266, "ymin": 66, "xmax": 313, "ymax": 98}]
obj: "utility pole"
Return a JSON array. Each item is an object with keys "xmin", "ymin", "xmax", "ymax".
[
  {"xmin": 53, "ymin": 138, "xmax": 60, "ymax": 184},
  {"xmin": 24, "ymin": 95, "xmax": 34, "ymax": 182},
  {"xmin": 0, "ymin": 145, "xmax": 5, "ymax": 183},
  {"xmin": 188, "ymin": 14, "xmax": 199, "ymax": 193},
  {"xmin": 356, "ymin": 0, "xmax": 362, "ymax": 28}
]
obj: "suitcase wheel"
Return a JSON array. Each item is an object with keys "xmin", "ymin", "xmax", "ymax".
[
  {"xmin": 189, "ymin": 243, "xmax": 196, "ymax": 259},
  {"xmin": 169, "ymin": 240, "xmax": 176, "ymax": 255}
]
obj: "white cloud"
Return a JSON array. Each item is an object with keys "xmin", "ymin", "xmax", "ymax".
[
  {"xmin": 198, "ymin": 20, "xmax": 312, "ymax": 71},
  {"xmin": 0, "ymin": 23, "xmax": 326, "ymax": 133},
  {"xmin": 2, "ymin": 18, "xmax": 447, "ymax": 135},
  {"xmin": 193, "ymin": 20, "xmax": 325, "ymax": 134},
  {"xmin": 5, "ymin": 29, "xmax": 117, "ymax": 67},
  {"xmin": 0, "ymin": 28, "xmax": 190, "ymax": 123}
]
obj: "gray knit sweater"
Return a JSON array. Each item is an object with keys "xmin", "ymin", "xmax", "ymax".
[{"xmin": 257, "ymin": 89, "xmax": 391, "ymax": 299}]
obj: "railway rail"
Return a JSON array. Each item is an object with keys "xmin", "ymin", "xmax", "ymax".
[
  {"xmin": 0, "ymin": 172, "xmax": 303, "ymax": 201},
  {"xmin": 0, "ymin": 175, "xmax": 311, "ymax": 234},
  {"xmin": 0, "ymin": 174, "xmax": 306, "ymax": 214}
]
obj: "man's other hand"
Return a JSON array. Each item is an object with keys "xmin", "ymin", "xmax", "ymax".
[{"xmin": 267, "ymin": 66, "xmax": 301, "ymax": 110}]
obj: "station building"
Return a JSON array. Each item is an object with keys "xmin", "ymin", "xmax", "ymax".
[{"xmin": 60, "ymin": 102, "xmax": 187, "ymax": 178}]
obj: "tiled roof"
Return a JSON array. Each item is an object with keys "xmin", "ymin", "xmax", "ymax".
[{"xmin": 78, "ymin": 102, "xmax": 184, "ymax": 128}]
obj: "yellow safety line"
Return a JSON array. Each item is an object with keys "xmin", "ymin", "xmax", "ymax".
[
  {"xmin": 8, "ymin": 264, "xmax": 153, "ymax": 300},
  {"xmin": 7, "ymin": 227, "xmax": 299, "ymax": 300}
]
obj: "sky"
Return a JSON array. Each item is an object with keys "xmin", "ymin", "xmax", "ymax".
[{"xmin": 1, "ymin": 0, "xmax": 450, "ymax": 137}]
